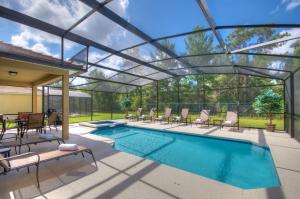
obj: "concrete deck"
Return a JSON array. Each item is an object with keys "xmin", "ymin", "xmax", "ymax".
[{"xmin": 0, "ymin": 120, "xmax": 300, "ymax": 199}]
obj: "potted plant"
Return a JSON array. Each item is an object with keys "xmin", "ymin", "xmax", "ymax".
[
  {"xmin": 253, "ymin": 88, "xmax": 283, "ymax": 132},
  {"xmin": 120, "ymin": 96, "xmax": 132, "ymax": 117}
]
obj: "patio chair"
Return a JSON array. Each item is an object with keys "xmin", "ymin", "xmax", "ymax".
[
  {"xmin": 22, "ymin": 113, "xmax": 45, "ymax": 137},
  {"xmin": 18, "ymin": 112, "xmax": 31, "ymax": 120},
  {"xmin": 192, "ymin": 110, "xmax": 210, "ymax": 127},
  {"xmin": 155, "ymin": 108, "xmax": 172, "ymax": 123},
  {"xmin": 173, "ymin": 108, "xmax": 191, "ymax": 125},
  {"xmin": 0, "ymin": 145, "xmax": 96, "ymax": 187},
  {"xmin": 47, "ymin": 112, "xmax": 58, "ymax": 132},
  {"xmin": 222, "ymin": 111, "xmax": 238, "ymax": 129},
  {"xmin": 139, "ymin": 108, "xmax": 156, "ymax": 121},
  {"xmin": 4, "ymin": 114, "xmax": 18, "ymax": 129},
  {"xmin": 0, "ymin": 114, "xmax": 6, "ymax": 139}
]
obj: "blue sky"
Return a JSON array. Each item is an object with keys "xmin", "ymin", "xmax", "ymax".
[{"xmin": 0, "ymin": 0, "xmax": 300, "ymax": 65}]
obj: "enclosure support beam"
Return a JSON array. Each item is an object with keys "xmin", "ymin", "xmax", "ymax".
[
  {"xmin": 197, "ymin": 76, "xmax": 201, "ymax": 112},
  {"xmin": 91, "ymin": 91, "xmax": 94, "ymax": 121},
  {"xmin": 283, "ymin": 80, "xmax": 286, "ymax": 132},
  {"xmin": 290, "ymin": 73, "xmax": 295, "ymax": 138},
  {"xmin": 61, "ymin": 37, "xmax": 64, "ymax": 66},
  {"xmin": 32, "ymin": 85, "xmax": 38, "ymax": 113},
  {"xmin": 139, "ymin": 87, "xmax": 142, "ymax": 108},
  {"xmin": 156, "ymin": 81, "xmax": 159, "ymax": 117},
  {"xmin": 110, "ymin": 94, "xmax": 113, "ymax": 120},
  {"xmin": 237, "ymin": 75, "xmax": 240, "ymax": 130},
  {"xmin": 62, "ymin": 74, "xmax": 69, "ymax": 140},
  {"xmin": 202, "ymin": 75, "xmax": 206, "ymax": 109},
  {"xmin": 177, "ymin": 77, "xmax": 180, "ymax": 114}
]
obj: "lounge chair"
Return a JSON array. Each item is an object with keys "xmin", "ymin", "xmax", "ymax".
[
  {"xmin": 0, "ymin": 133, "xmax": 64, "ymax": 153},
  {"xmin": 192, "ymin": 110, "xmax": 210, "ymax": 127},
  {"xmin": 173, "ymin": 108, "xmax": 191, "ymax": 125},
  {"xmin": 135, "ymin": 108, "xmax": 143, "ymax": 121},
  {"xmin": 222, "ymin": 111, "xmax": 238, "ymax": 129},
  {"xmin": 47, "ymin": 112, "xmax": 58, "ymax": 132},
  {"xmin": 139, "ymin": 108, "xmax": 156, "ymax": 121},
  {"xmin": 0, "ymin": 145, "xmax": 96, "ymax": 187},
  {"xmin": 126, "ymin": 108, "xmax": 142, "ymax": 120},
  {"xmin": 155, "ymin": 108, "xmax": 172, "ymax": 123}
]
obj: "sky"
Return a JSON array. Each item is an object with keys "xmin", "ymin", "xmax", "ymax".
[{"xmin": 0, "ymin": 0, "xmax": 300, "ymax": 85}]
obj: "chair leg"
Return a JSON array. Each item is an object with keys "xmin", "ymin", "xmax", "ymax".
[
  {"xmin": 27, "ymin": 144, "xmax": 31, "ymax": 152},
  {"xmin": 36, "ymin": 164, "xmax": 40, "ymax": 188},
  {"xmin": 87, "ymin": 149, "xmax": 97, "ymax": 168},
  {"xmin": 27, "ymin": 167, "xmax": 30, "ymax": 173},
  {"xmin": 81, "ymin": 152, "xmax": 85, "ymax": 158}
]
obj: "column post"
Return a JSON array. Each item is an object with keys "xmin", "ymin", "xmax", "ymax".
[
  {"xmin": 62, "ymin": 74, "xmax": 69, "ymax": 140},
  {"xmin": 32, "ymin": 85, "xmax": 38, "ymax": 113}
]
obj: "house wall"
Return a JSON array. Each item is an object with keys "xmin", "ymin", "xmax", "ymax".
[{"xmin": 0, "ymin": 93, "xmax": 42, "ymax": 114}]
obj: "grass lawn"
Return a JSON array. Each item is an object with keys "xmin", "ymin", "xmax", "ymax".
[{"xmin": 69, "ymin": 112, "xmax": 284, "ymax": 131}]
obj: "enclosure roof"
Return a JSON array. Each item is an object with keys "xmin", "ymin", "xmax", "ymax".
[{"xmin": 0, "ymin": 0, "xmax": 300, "ymax": 93}]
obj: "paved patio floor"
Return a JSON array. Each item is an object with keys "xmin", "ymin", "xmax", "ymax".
[{"xmin": 0, "ymin": 120, "xmax": 300, "ymax": 199}]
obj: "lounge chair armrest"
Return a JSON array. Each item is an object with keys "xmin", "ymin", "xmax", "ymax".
[{"xmin": 1, "ymin": 152, "xmax": 40, "ymax": 164}]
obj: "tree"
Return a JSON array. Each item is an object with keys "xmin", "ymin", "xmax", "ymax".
[
  {"xmin": 120, "ymin": 96, "xmax": 132, "ymax": 116},
  {"xmin": 253, "ymin": 88, "xmax": 283, "ymax": 130}
]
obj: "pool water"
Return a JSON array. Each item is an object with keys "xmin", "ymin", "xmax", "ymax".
[
  {"xmin": 92, "ymin": 126, "xmax": 280, "ymax": 189},
  {"xmin": 91, "ymin": 121, "xmax": 114, "ymax": 125}
]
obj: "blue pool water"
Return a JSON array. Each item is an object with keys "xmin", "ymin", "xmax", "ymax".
[
  {"xmin": 91, "ymin": 121, "xmax": 114, "ymax": 125},
  {"xmin": 92, "ymin": 126, "xmax": 280, "ymax": 189}
]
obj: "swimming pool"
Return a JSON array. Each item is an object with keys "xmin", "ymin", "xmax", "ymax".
[
  {"xmin": 92, "ymin": 126, "xmax": 280, "ymax": 189},
  {"xmin": 79, "ymin": 120, "xmax": 126, "ymax": 128}
]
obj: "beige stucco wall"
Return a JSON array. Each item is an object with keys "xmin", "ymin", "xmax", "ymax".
[{"xmin": 0, "ymin": 93, "xmax": 42, "ymax": 114}]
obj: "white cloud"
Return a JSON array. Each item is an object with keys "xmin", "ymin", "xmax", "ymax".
[
  {"xmin": 88, "ymin": 51, "xmax": 108, "ymax": 63},
  {"xmin": 31, "ymin": 42, "xmax": 59, "ymax": 57},
  {"xmin": 269, "ymin": 28, "xmax": 300, "ymax": 55},
  {"xmin": 281, "ymin": 0, "xmax": 300, "ymax": 11},
  {"xmin": 11, "ymin": 31, "xmax": 29, "ymax": 47},
  {"xmin": 8, "ymin": 0, "xmax": 133, "ymax": 57}
]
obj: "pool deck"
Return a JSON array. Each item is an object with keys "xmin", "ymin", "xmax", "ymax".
[{"xmin": 1, "ymin": 120, "xmax": 300, "ymax": 199}]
